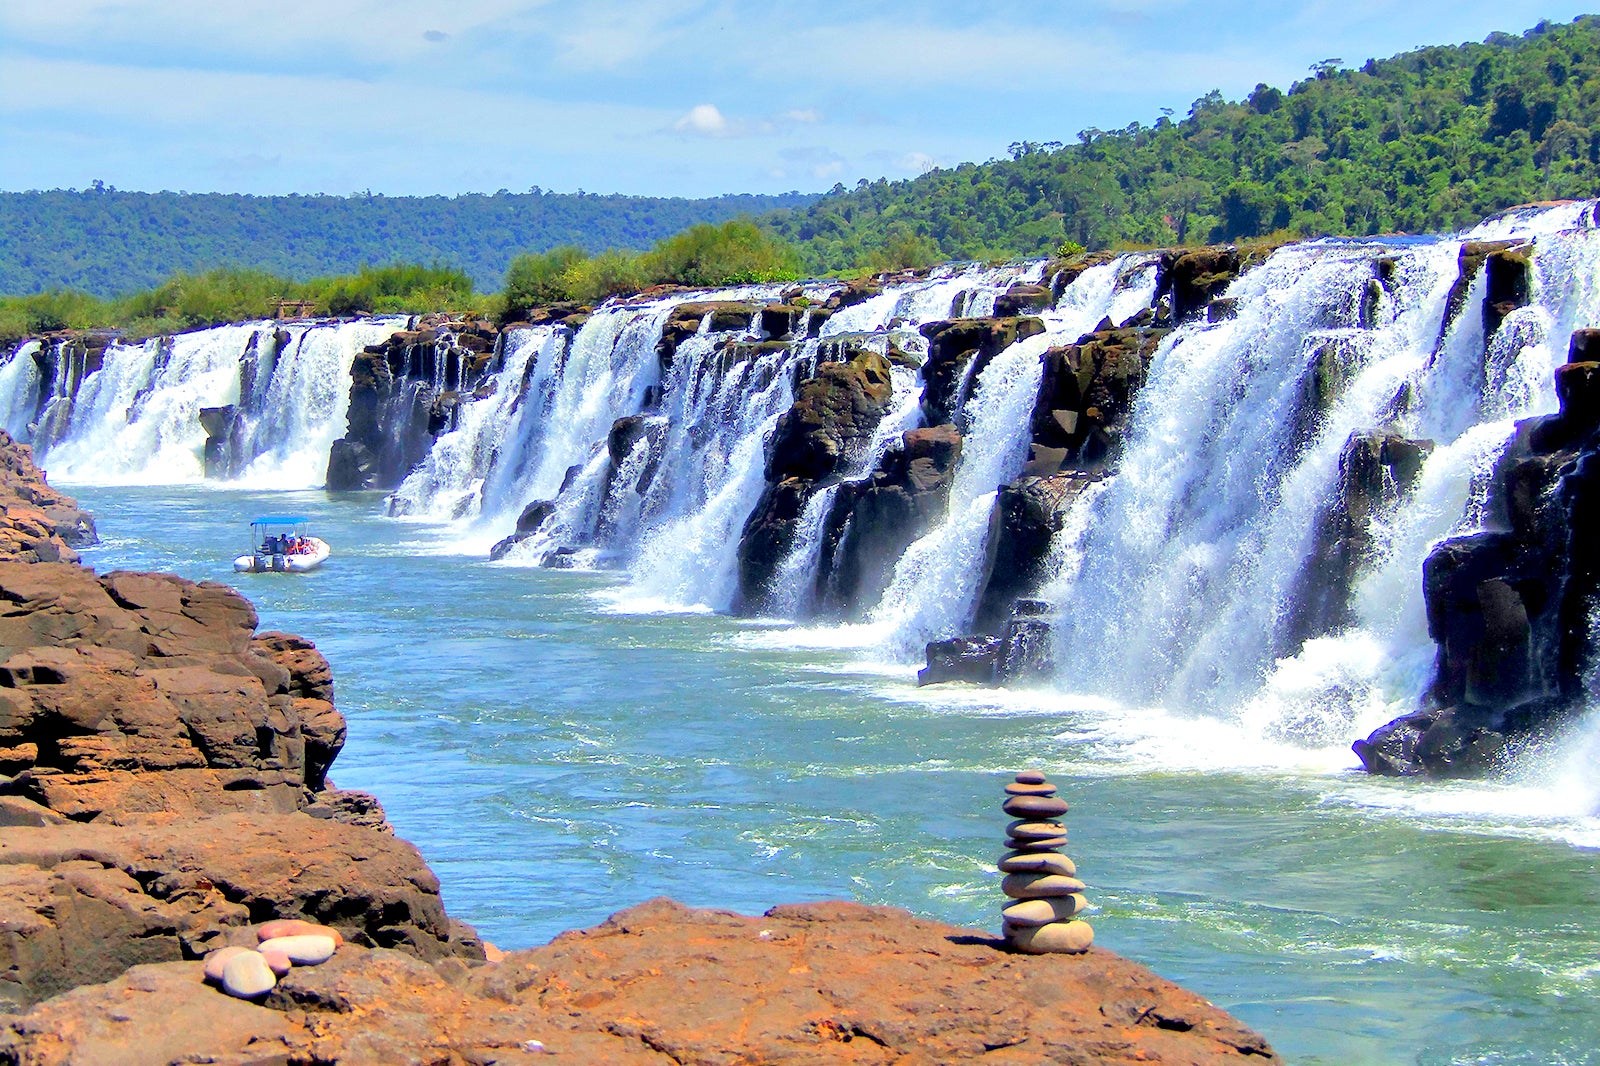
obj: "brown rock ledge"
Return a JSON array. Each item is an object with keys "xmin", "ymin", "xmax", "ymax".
[{"xmin": 1, "ymin": 898, "xmax": 1277, "ymax": 1065}]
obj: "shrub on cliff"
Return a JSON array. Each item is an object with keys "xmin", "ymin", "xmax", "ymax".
[{"xmin": 643, "ymin": 219, "xmax": 803, "ymax": 287}]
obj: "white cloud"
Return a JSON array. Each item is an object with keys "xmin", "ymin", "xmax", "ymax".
[
  {"xmin": 674, "ymin": 104, "xmax": 730, "ymax": 136},
  {"xmin": 897, "ymin": 151, "xmax": 938, "ymax": 175},
  {"xmin": 783, "ymin": 108, "xmax": 822, "ymax": 124}
]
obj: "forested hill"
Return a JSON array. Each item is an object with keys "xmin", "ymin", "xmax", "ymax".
[
  {"xmin": 0, "ymin": 188, "xmax": 815, "ymax": 297},
  {"xmin": 768, "ymin": 15, "xmax": 1600, "ymax": 272}
]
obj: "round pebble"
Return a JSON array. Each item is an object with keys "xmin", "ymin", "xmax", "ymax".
[
  {"xmin": 1002, "ymin": 835, "xmax": 1068, "ymax": 851},
  {"xmin": 1001, "ymin": 873, "xmax": 1088, "ymax": 899},
  {"xmin": 258, "ymin": 919, "xmax": 345, "ymax": 947},
  {"xmin": 1004, "ymin": 781, "xmax": 1058, "ymax": 797},
  {"xmin": 1006, "ymin": 819, "xmax": 1065, "ymax": 841},
  {"xmin": 260, "ymin": 948, "xmax": 292, "ymax": 976},
  {"xmin": 1002, "ymin": 794, "xmax": 1070, "ymax": 820},
  {"xmin": 1013, "ymin": 770, "xmax": 1048, "ymax": 785},
  {"xmin": 220, "ymin": 951, "xmax": 277, "ymax": 998},
  {"xmin": 1009, "ymin": 919, "xmax": 1094, "ymax": 955},
  {"xmin": 998, "ymin": 851, "xmax": 1077, "ymax": 876},
  {"xmin": 1001, "ymin": 894, "xmax": 1090, "ymax": 927},
  {"xmin": 257, "ymin": 934, "xmax": 337, "ymax": 966},
  {"xmin": 202, "ymin": 945, "xmax": 250, "ymax": 984}
]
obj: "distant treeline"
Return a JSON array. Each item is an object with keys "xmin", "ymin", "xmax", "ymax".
[
  {"xmin": 770, "ymin": 15, "xmax": 1600, "ymax": 270},
  {"xmin": 0, "ymin": 187, "xmax": 816, "ymax": 298},
  {"xmin": 0, "ymin": 220, "xmax": 815, "ymax": 344}
]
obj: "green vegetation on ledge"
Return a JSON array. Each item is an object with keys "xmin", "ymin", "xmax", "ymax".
[{"xmin": 768, "ymin": 15, "xmax": 1600, "ymax": 271}]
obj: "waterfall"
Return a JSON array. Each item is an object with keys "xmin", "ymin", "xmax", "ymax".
[
  {"xmin": 1045, "ymin": 205, "xmax": 1600, "ymax": 752},
  {"xmin": 0, "ymin": 341, "xmax": 43, "ymax": 440},
  {"xmin": 864, "ymin": 256, "xmax": 1162, "ymax": 653},
  {"xmin": 389, "ymin": 326, "xmax": 556, "ymax": 526},
  {"xmin": 766, "ymin": 483, "xmax": 842, "ymax": 618},
  {"xmin": 21, "ymin": 318, "xmax": 403, "ymax": 487},
  {"xmin": 36, "ymin": 325, "xmax": 259, "ymax": 484}
]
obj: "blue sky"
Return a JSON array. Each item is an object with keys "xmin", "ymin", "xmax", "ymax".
[{"xmin": 0, "ymin": 2, "xmax": 1593, "ymax": 198}]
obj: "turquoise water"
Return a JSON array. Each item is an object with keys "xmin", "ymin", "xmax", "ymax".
[{"xmin": 70, "ymin": 484, "xmax": 1600, "ymax": 1066}]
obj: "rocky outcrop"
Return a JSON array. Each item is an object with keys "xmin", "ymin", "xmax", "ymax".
[
  {"xmin": 736, "ymin": 351, "xmax": 896, "ymax": 614},
  {"xmin": 1029, "ymin": 325, "xmax": 1170, "ymax": 473},
  {"xmin": 0, "ymin": 430, "xmax": 96, "ymax": 563},
  {"xmin": 326, "ymin": 321, "xmax": 500, "ymax": 491},
  {"xmin": 920, "ymin": 317, "xmax": 1047, "ymax": 427},
  {"xmin": 1356, "ymin": 330, "xmax": 1600, "ymax": 776},
  {"xmin": 1290, "ymin": 432, "xmax": 1433, "ymax": 644},
  {"xmin": 0, "ymin": 897, "xmax": 1278, "ymax": 1064},
  {"xmin": 818, "ymin": 425, "xmax": 965, "ymax": 617},
  {"xmin": 1437, "ymin": 241, "xmax": 1533, "ymax": 350}
]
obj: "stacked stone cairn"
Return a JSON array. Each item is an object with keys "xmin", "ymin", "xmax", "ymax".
[
  {"xmin": 999, "ymin": 770, "xmax": 1093, "ymax": 954},
  {"xmin": 201, "ymin": 920, "xmax": 344, "ymax": 999}
]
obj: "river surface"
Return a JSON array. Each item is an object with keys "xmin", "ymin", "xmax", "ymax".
[{"xmin": 67, "ymin": 482, "xmax": 1600, "ymax": 1066}]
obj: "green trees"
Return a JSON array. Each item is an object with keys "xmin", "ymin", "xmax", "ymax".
[
  {"xmin": 766, "ymin": 15, "xmax": 1600, "ymax": 271},
  {"xmin": 496, "ymin": 219, "xmax": 804, "ymax": 318}
]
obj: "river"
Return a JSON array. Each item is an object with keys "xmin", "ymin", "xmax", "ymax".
[{"xmin": 65, "ymin": 480, "xmax": 1600, "ymax": 1066}]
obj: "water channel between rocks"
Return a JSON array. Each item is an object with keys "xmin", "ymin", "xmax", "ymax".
[{"xmin": 70, "ymin": 482, "xmax": 1600, "ymax": 1066}]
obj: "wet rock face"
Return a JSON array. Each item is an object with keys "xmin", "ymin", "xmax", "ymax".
[
  {"xmin": 920, "ymin": 317, "xmax": 1047, "ymax": 427},
  {"xmin": 1291, "ymin": 431, "xmax": 1434, "ymax": 644},
  {"xmin": 0, "ymin": 898, "xmax": 1280, "ymax": 1065},
  {"xmin": 818, "ymin": 425, "xmax": 965, "ymax": 618},
  {"xmin": 1357, "ymin": 329, "xmax": 1600, "ymax": 777},
  {"xmin": 764, "ymin": 351, "xmax": 894, "ymax": 483},
  {"xmin": 326, "ymin": 322, "xmax": 500, "ymax": 490},
  {"xmin": 1030, "ymin": 327, "xmax": 1168, "ymax": 473},
  {"xmin": 1167, "ymin": 248, "xmax": 1242, "ymax": 323},
  {"xmin": 734, "ymin": 350, "xmax": 896, "ymax": 614}
]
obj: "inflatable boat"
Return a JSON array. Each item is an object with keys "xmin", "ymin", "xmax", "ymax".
[{"xmin": 234, "ymin": 516, "xmax": 330, "ymax": 573}]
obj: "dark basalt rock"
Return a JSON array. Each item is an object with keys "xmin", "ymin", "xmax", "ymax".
[
  {"xmin": 765, "ymin": 351, "xmax": 894, "ymax": 483},
  {"xmin": 657, "ymin": 302, "xmax": 763, "ymax": 366},
  {"xmin": 918, "ymin": 635, "xmax": 1002, "ymax": 686},
  {"xmin": 487, "ymin": 499, "xmax": 558, "ymax": 562},
  {"xmin": 995, "ymin": 283, "xmax": 1054, "ymax": 317},
  {"xmin": 1167, "ymin": 248, "xmax": 1241, "ymax": 324},
  {"xmin": 735, "ymin": 352, "xmax": 896, "ymax": 614},
  {"xmin": 1290, "ymin": 431, "xmax": 1433, "ymax": 644},
  {"xmin": 818, "ymin": 426, "xmax": 964, "ymax": 618},
  {"xmin": 975, "ymin": 473, "xmax": 1104, "ymax": 633},
  {"xmin": 1435, "ymin": 241, "xmax": 1533, "ymax": 352},
  {"xmin": 327, "ymin": 322, "xmax": 503, "ymax": 491},
  {"xmin": 1356, "ymin": 328, "xmax": 1600, "ymax": 776},
  {"xmin": 920, "ymin": 317, "xmax": 1047, "ymax": 428},
  {"xmin": 1030, "ymin": 326, "xmax": 1169, "ymax": 468}
]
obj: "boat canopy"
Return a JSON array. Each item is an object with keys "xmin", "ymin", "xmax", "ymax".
[{"xmin": 250, "ymin": 516, "xmax": 311, "ymax": 527}]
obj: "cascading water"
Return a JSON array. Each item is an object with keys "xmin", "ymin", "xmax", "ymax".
[
  {"xmin": 388, "ymin": 326, "xmax": 556, "ymax": 526},
  {"xmin": 0, "ymin": 341, "xmax": 43, "ymax": 439},
  {"xmin": 1048, "ymin": 205, "xmax": 1600, "ymax": 758},
  {"xmin": 21, "ymin": 319, "xmax": 402, "ymax": 487},
  {"xmin": 865, "ymin": 255, "xmax": 1163, "ymax": 653}
]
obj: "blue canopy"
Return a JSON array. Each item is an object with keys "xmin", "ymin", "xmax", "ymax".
[{"xmin": 251, "ymin": 516, "xmax": 310, "ymax": 526}]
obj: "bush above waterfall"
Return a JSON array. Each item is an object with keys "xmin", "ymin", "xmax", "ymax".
[{"xmin": 499, "ymin": 219, "xmax": 804, "ymax": 315}]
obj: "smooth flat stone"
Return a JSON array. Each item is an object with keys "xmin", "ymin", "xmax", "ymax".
[
  {"xmin": 1001, "ymin": 873, "xmax": 1088, "ymax": 899},
  {"xmin": 257, "ymin": 934, "xmax": 337, "ymax": 966},
  {"xmin": 258, "ymin": 919, "xmax": 345, "ymax": 946},
  {"xmin": 1009, "ymin": 919, "xmax": 1094, "ymax": 955},
  {"xmin": 1007, "ymin": 819, "xmax": 1065, "ymax": 841},
  {"xmin": 220, "ymin": 951, "xmax": 277, "ymax": 998},
  {"xmin": 998, "ymin": 851, "xmax": 1077, "ymax": 876},
  {"xmin": 1001, "ymin": 894, "xmax": 1090, "ymax": 927},
  {"xmin": 1002, "ymin": 836, "xmax": 1068, "ymax": 851},
  {"xmin": 202, "ymin": 945, "xmax": 250, "ymax": 984},
  {"xmin": 1004, "ymin": 781, "xmax": 1058, "ymax": 797},
  {"xmin": 1003, "ymin": 794, "xmax": 1070, "ymax": 820},
  {"xmin": 260, "ymin": 948, "xmax": 292, "ymax": 976},
  {"xmin": 1013, "ymin": 770, "xmax": 1048, "ymax": 785}
]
